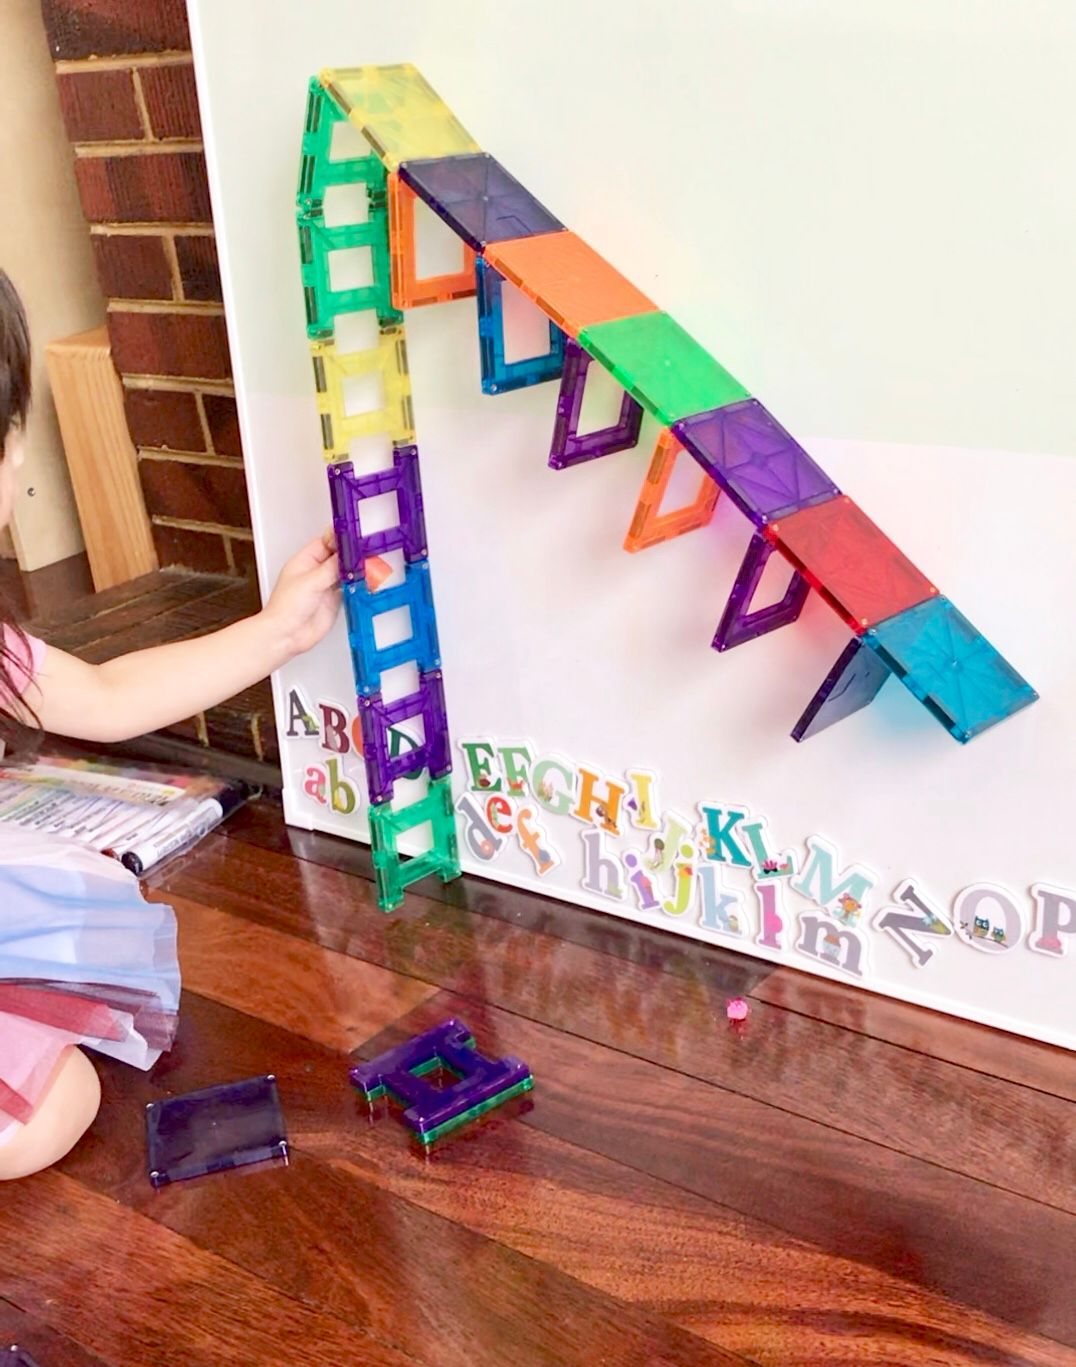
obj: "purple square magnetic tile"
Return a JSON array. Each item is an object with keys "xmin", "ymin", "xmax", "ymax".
[
  {"xmin": 792, "ymin": 637, "xmax": 892, "ymax": 741},
  {"xmin": 399, "ymin": 153, "xmax": 563, "ymax": 252},
  {"xmin": 145, "ymin": 1075, "xmax": 288, "ymax": 1187},
  {"xmin": 328, "ymin": 446, "xmax": 428, "ymax": 582},
  {"xmin": 359, "ymin": 668, "xmax": 452, "ymax": 804},
  {"xmin": 4, "ymin": 1350, "xmax": 43, "ymax": 1367},
  {"xmin": 350, "ymin": 1018, "xmax": 532, "ymax": 1143},
  {"xmin": 675, "ymin": 399, "xmax": 839, "ymax": 526}
]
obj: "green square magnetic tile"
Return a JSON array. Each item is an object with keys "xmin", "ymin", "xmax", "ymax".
[{"xmin": 578, "ymin": 312, "xmax": 750, "ymax": 426}]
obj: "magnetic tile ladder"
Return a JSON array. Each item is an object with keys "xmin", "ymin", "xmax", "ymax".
[{"xmin": 296, "ymin": 65, "xmax": 1038, "ymax": 910}]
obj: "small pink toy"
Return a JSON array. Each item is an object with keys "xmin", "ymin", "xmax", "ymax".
[{"xmin": 725, "ymin": 998, "xmax": 749, "ymax": 1022}]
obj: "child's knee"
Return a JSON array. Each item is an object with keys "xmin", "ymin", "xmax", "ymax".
[{"xmin": 0, "ymin": 1047, "xmax": 101, "ymax": 1181}]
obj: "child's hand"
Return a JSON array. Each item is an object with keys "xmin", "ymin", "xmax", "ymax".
[{"xmin": 263, "ymin": 535, "xmax": 341, "ymax": 658}]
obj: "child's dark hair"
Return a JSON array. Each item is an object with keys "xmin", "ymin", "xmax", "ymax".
[{"xmin": 0, "ymin": 269, "xmax": 40, "ymax": 751}]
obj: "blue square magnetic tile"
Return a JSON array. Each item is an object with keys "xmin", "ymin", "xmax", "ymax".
[{"xmin": 866, "ymin": 597, "xmax": 1038, "ymax": 742}]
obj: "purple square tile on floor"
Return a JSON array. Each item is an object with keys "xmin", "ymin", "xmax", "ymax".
[
  {"xmin": 4, "ymin": 1350, "xmax": 44, "ymax": 1367},
  {"xmin": 145, "ymin": 1074, "xmax": 288, "ymax": 1187},
  {"xmin": 675, "ymin": 398, "xmax": 839, "ymax": 526},
  {"xmin": 399, "ymin": 153, "xmax": 563, "ymax": 252}
]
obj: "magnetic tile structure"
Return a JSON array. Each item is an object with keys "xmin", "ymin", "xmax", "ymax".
[
  {"xmin": 296, "ymin": 63, "xmax": 1037, "ymax": 886},
  {"xmin": 475, "ymin": 256, "xmax": 565, "ymax": 395},
  {"xmin": 350, "ymin": 1017, "xmax": 533, "ymax": 1146},
  {"xmin": 321, "ymin": 64, "xmax": 480, "ymax": 169},
  {"xmin": 483, "ymin": 231, "xmax": 658, "ymax": 339},
  {"xmin": 712, "ymin": 531, "xmax": 810, "ymax": 652},
  {"xmin": 551, "ymin": 336, "xmax": 643, "ymax": 469},
  {"xmin": 296, "ymin": 75, "xmax": 460, "ymax": 911}
]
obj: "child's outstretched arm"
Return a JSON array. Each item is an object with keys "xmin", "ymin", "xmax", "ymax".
[{"xmin": 26, "ymin": 536, "xmax": 340, "ymax": 744}]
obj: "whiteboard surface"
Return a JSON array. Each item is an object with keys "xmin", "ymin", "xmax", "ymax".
[{"xmin": 188, "ymin": 0, "xmax": 1076, "ymax": 1048}]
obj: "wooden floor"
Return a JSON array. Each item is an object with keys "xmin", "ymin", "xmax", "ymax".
[{"xmin": 2, "ymin": 799, "xmax": 1074, "ymax": 1367}]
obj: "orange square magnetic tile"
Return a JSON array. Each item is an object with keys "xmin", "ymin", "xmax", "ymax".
[{"xmin": 482, "ymin": 231, "xmax": 658, "ymax": 338}]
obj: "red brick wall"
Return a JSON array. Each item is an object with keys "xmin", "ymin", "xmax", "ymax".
[{"xmin": 42, "ymin": 0, "xmax": 255, "ymax": 578}]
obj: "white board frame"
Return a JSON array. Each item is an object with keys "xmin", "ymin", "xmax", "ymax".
[{"xmin": 188, "ymin": 0, "xmax": 1076, "ymax": 1050}]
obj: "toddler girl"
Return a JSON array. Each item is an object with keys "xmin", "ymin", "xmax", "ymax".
[{"xmin": 0, "ymin": 269, "xmax": 340, "ymax": 1179}]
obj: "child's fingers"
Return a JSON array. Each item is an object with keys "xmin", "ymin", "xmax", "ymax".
[
  {"xmin": 322, "ymin": 527, "xmax": 337, "ymax": 554},
  {"xmin": 303, "ymin": 533, "xmax": 336, "ymax": 565},
  {"xmin": 312, "ymin": 551, "xmax": 340, "ymax": 588}
]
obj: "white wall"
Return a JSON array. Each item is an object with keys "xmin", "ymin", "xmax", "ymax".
[{"xmin": 189, "ymin": 0, "xmax": 1076, "ymax": 1048}]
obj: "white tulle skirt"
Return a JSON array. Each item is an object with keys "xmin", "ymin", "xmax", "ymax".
[{"xmin": 0, "ymin": 827, "xmax": 179, "ymax": 1132}]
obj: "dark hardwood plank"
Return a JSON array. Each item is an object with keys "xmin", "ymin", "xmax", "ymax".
[
  {"xmin": 359, "ymin": 992, "xmax": 1076, "ymax": 1349},
  {"xmin": 58, "ymin": 998, "xmax": 742, "ymax": 1367},
  {"xmin": 175, "ymin": 897, "xmax": 438, "ymax": 1050},
  {"xmin": 24, "ymin": 568, "xmax": 177, "ymax": 634},
  {"xmin": 324, "ymin": 1081, "xmax": 1073, "ymax": 1365},
  {"xmin": 170, "ymin": 884, "xmax": 1076, "ymax": 1351},
  {"xmin": 0, "ymin": 1298, "xmax": 111, "ymax": 1367},
  {"xmin": 13, "ymin": 560, "xmax": 164, "ymax": 634},
  {"xmin": 171, "ymin": 885, "xmax": 1076, "ymax": 1347},
  {"xmin": 152, "ymin": 839, "xmax": 1076, "ymax": 1214},
  {"xmin": 76, "ymin": 584, "xmax": 256, "ymax": 663},
  {"xmin": 754, "ymin": 967, "xmax": 1076, "ymax": 1104},
  {"xmin": 0, "ymin": 1171, "xmax": 421, "ymax": 1367},
  {"xmin": 32, "ymin": 573, "xmax": 232, "ymax": 650},
  {"xmin": 222, "ymin": 797, "xmax": 771, "ymax": 997},
  {"xmin": 65, "ymin": 990, "xmax": 1074, "ymax": 1367}
]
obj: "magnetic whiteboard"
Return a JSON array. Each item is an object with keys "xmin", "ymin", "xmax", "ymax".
[{"xmin": 188, "ymin": 0, "xmax": 1076, "ymax": 1049}]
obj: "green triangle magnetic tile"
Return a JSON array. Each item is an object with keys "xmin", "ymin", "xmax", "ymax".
[
  {"xmin": 865, "ymin": 597, "xmax": 1038, "ymax": 742},
  {"xmin": 578, "ymin": 312, "xmax": 751, "ymax": 427}
]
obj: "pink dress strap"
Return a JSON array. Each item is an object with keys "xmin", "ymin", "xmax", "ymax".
[{"xmin": 0, "ymin": 625, "xmax": 45, "ymax": 697}]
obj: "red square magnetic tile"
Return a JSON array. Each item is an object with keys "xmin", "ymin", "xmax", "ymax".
[{"xmin": 764, "ymin": 494, "xmax": 937, "ymax": 632}]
